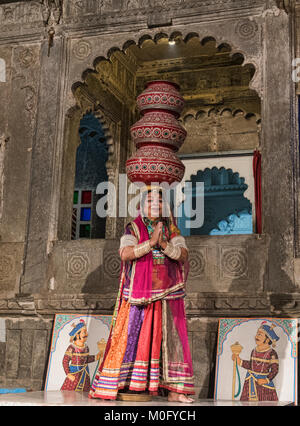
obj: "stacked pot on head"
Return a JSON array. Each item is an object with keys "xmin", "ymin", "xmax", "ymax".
[{"xmin": 126, "ymin": 80, "xmax": 186, "ymax": 186}]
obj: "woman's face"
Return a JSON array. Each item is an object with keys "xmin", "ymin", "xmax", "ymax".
[{"xmin": 143, "ymin": 191, "xmax": 163, "ymax": 219}]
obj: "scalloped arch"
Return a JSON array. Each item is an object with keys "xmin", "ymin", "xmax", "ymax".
[
  {"xmin": 182, "ymin": 107, "xmax": 261, "ymax": 123},
  {"xmin": 70, "ymin": 30, "xmax": 260, "ymax": 96}
]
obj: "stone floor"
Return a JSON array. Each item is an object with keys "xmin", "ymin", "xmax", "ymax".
[{"xmin": 0, "ymin": 390, "xmax": 294, "ymax": 406}]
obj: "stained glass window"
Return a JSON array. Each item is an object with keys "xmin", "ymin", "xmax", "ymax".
[
  {"xmin": 73, "ymin": 191, "xmax": 78, "ymax": 204},
  {"xmin": 80, "ymin": 207, "xmax": 91, "ymax": 221},
  {"xmin": 72, "ymin": 113, "xmax": 109, "ymax": 239},
  {"xmin": 80, "ymin": 224, "xmax": 91, "ymax": 238},
  {"xmin": 81, "ymin": 190, "xmax": 92, "ymax": 204},
  {"xmin": 72, "ymin": 189, "xmax": 93, "ymax": 239},
  {"xmin": 71, "ymin": 208, "xmax": 77, "ymax": 240}
]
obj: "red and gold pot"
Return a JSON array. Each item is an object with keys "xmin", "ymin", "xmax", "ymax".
[
  {"xmin": 126, "ymin": 80, "xmax": 186, "ymax": 186},
  {"xmin": 126, "ymin": 146, "xmax": 185, "ymax": 185},
  {"xmin": 136, "ymin": 80, "xmax": 184, "ymax": 117},
  {"xmin": 130, "ymin": 110, "xmax": 186, "ymax": 151}
]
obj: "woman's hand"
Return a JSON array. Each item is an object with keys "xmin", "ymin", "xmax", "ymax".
[
  {"xmin": 150, "ymin": 222, "xmax": 163, "ymax": 248},
  {"xmin": 120, "ymin": 223, "xmax": 162, "ymax": 261},
  {"xmin": 158, "ymin": 228, "xmax": 167, "ymax": 250}
]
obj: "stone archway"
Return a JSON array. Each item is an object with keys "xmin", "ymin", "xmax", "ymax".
[{"xmin": 58, "ymin": 30, "xmax": 261, "ymax": 243}]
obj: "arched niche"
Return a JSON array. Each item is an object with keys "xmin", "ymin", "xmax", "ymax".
[
  {"xmin": 72, "ymin": 113, "xmax": 109, "ymax": 240},
  {"xmin": 57, "ymin": 30, "xmax": 261, "ymax": 242}
]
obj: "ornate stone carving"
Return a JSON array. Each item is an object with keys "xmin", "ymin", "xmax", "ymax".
[
  {"xmin": 220, "ymin": 247, "xmax": 248, "ymax": 279},
  {"xmin": 21, "ymin": 86, "xmax": 37, "ymax": 113},
  {"xmin": 63, "ymin": 0, "xmax": 266, "ymax": 26},
  {"xmin": 103, "ymin": 250, "xmax": 121, "ymax": 278},
  {"xmin": 122, "ymin": 0, "xmax": 140, "ymax": 10},
  {"xmin": 2, "ymin": 6, "xmax": 15, "ymax": 24},
  {"xmin": 188, "ymin": 248, "xmax": 206, "ymax": 277},
  {"xmin": 235, "ymin": 18, "xmax": 259, "ymax": 40},
  {"xmin": 41, "ymin": 0, "xmax": 63, "ymax": 25},
  {"xmin": 64, "ymin": 251, "xmax": 90, "ymax": 280},
  {"xmin": 0, "ymin": 2, "xmax": 45, "ymax": 34},
  {"xmin": 212, "ymin": 295, "xmax": 269, "ymax": 311},
  {"xmin": 72, "ymin": 40, "xmax": 92, "ymax": 61},
  {"xmin": 2, "ymin": 292, "xmax": 300, "ymax": 317},
  {"xmin": 18, "ymin": 48, "xmax": 37, "ymax": 69}
]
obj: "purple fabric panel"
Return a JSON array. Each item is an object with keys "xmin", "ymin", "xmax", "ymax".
[
  {"xmin": 123, "ymin": 262, "xmax": 132, "ymax": 291},
  {"xmin": 122, "ymin": 304, "xmax": 145, "ymax": 363}
]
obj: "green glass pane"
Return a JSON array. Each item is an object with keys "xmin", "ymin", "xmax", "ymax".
[
  {"xmin": 73, "ymin": 191, "xmax": 78, "ymax": 204},
  {"xmin": 79, "ymin": 224, "xmax": 90, "ymax": 238}
]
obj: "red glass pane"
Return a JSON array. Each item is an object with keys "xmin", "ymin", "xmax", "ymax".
[{"xmin": 81, "ymin": 190, "xmax": 92, "ymax": 204}]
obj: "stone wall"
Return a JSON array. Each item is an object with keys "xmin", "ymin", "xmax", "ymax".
[{"xmin": 0, "ymin": 318, "xmax": 53, "ymax": 391}]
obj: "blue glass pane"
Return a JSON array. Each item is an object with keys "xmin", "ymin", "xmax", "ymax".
[{"xmin": 80, "ymin": 207, "xmax": 91, "ymax": 221}]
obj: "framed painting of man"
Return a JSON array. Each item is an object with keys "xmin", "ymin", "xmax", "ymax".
[
  {"xmin": 214, "ymin": 318, "xmax": 297, "ymax": 404},
  {"xmin": 45, "ymin": 314, "xmax": 112, "ymax": 392}
]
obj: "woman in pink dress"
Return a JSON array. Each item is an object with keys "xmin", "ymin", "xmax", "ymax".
[{"xmin": 89, "ymin": 187, "xmax": 195, "ymax": 402}]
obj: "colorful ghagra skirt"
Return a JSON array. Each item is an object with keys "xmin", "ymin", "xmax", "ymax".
[{"xmin": 89, "ymin": 298, "xmax": 194, "ymax": 400}]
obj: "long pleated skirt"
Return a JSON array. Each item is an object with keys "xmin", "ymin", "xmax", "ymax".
[{"xmin": 89, "ymin": 298, "xmax": 194, "ymax": 400}]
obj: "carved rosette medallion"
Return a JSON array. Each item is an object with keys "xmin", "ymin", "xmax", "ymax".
[
  {"xmin": 72, "ymin": 40, "xmax": 92, "ymax": 61},
  {"xmin": 65, "ymin": 251, "xmax": 90, "ymax": 280},
  {"xmin": 188, "ymin": 249, "xmax": 206, "ymax": 278},
  {"xmin": 18, "ymin": 48, "xmax": 36, "ymax": 68},
  {"xmin": 220, "ymin": 247, "xmax": 248, "ymax": 279},
  {"xmin": 103, "ymin": 250, "xmax": 121, "ymax": 278},
  {"xmin": 235, "ymin": 19, "xmax": 258, "ymax": 40}
]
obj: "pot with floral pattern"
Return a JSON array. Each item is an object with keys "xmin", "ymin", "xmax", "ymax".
[
  {"xmin": 130, "ymin": 110, "xmax": 186, "ymax": 151},
  {"xmin": 136, "ymin": 80, "xmax": 184, "ymax": 117},
  {"xmin": 126, "ymin": 80, "xmax": 186, "ymax": 186},
  {"xmin": 126, "ymin": 145, "xmax": 185, "ymax": 185}
]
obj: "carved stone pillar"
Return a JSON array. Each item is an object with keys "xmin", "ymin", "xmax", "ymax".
[
  {"xmin": 20, "ymin": 37, "xmax": 64, "ymax": 294},
  {"xmin": 261, "ymin": 9, "xmax": 295, "ymax": 291}
]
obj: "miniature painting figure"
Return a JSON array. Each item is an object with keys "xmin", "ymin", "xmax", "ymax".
[
  {"xmin": 61, "ymin": 319, "xmax": 101, "ymax": 392},
  {"xmin": 232, "ymin": 321, "xmax": 280, "ymax": 401}
]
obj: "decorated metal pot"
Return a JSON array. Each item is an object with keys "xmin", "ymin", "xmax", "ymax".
[
  {"xmin": 136, "ymin": 80, "xmax": 184, "ymax": 117},
  {"xmin": 126, "ymin": 80, "xmax": 186, "ymax": 185},
  {"xmin": 130, "ymin": 110, "xmax": 186, "ymax": 151},
  {"xmin": 126, "ymin": 146, "xmax": 185, "ymax": 185}
]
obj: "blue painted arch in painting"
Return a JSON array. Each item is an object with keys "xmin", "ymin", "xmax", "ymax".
[{"xmin": 177, "ymin": 166, "xmax": 253, "ymax": 236}]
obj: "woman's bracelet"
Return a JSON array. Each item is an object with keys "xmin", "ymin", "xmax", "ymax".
[
  {"xmin": 133, "ymin": 240, "xmax": 152, "ymax": 258},
  {"xmin": 161, "ymin": 241, "xmax": 181, "ymax": 260}
]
